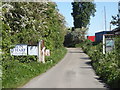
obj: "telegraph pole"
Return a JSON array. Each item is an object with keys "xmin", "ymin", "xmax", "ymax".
[
  {"xmin": 104, "ymin": 6, "xmax": 107, "ymax": 31},
  {"xmin": 118, "ymin": 1, "xmax": 120, "ymax": 27}
]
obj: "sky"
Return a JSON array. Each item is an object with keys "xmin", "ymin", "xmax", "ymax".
[{"xmin": 53, "ymin": 0, "xmax": 119, "ymax": 36}]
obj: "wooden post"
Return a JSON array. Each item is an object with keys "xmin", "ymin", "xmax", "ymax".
[
  {"xmin": 42, "ymin": 47, "xmax": 46, "ymax": 63},
  {"xmin": 38, "ymin": 40, "xmax": 46, "ymax": 63},
  {"xmin": 38, "ymin": 41, "xmax": 41, "ymax": 62}
]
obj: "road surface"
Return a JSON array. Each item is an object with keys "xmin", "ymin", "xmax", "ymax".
[{"xmin": 22, "ymin": 48, "xmax": 107, "ymax": 88}]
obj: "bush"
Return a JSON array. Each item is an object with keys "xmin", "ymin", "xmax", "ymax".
[
  {"xmin": 80, "ymin": 37, "xmax": 120, "ymax": 88},
  {"xmin": 64, "ymin": 28, "xmax": 88, "ymax": 47},
  {"xmin": 2, "ymin": 47, "xmax": 67, "ymax": 88},
  {"xmin": 1, "ymin": 2, "xmax": 67, "ymax": 88}
]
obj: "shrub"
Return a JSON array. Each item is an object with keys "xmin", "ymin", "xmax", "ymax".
[
  {"xmin": 1, "ymin": 2, "xmax": 67, "ymax": 88},
  {"xmin": 2, "ymin": 48, "xmax": 67, "ymax": 88},
  {"xmin": 80, "ymin": 37, "xmax": 120, "ymax": 88}
]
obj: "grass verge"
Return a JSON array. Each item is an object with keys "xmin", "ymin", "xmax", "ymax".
[
  {"xmin": 2, "ymin": 47, "xmax": 67, "ymax": 88},
  {"xmin": 76, "ymin": 40, "xmax": 120, "ymax": 88}
]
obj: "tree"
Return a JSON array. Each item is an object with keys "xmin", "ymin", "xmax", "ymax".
[
  {"xmin": 64, "ymin": 27, "xmax": 87, "ymax": 47},
  {"xmin": 71, "ymin": 1, "xmax": 96, "ymax": 28},
  {"xmin": 2, "ymin": 2, "xmax": 66, "ymax": 52},
  {"xmin": 111, "ymin": 14, "xmax": 120, "ymax": 27}
]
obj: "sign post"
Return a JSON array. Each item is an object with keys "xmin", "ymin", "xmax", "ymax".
[
  {"xmin": 41, "ymin": 40, "xmax": 45, "ymax": 63},
  {"xmin": 10, "ymin": 40, "xmax": 49, "ymax": 63},
  {"xmin": 103, "ymin": 35, "xmax": 106, "ymax": 54},
  {"xmin": 42, "ymin": 47, "xmax": 45, "ymax": 63},
  {"xmin": 38, "ymin": 40, "xmax": 45, "ymax": 63},
  {"xmin": 103, "ymin": 34, "xmax": 115, "ymax": 54},
  {"xmin": 38, "ymin": 41, "xmax": 42, "ymax": 62}
]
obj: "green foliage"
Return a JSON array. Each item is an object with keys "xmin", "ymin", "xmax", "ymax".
[
  {"xmin": 2, "ymin": 2, "xmax": 66, "ymax": 51},
  {"xmin": 64, "ymin": 28, "xmax": 88, "ymax": 47},
  {"xmin": 2, "ymin": 47, "xmax": 67, "ymax": 88},
  {"xmin": 1, "ymin": 2, "xmax": 67, "ymax": 88},
  {"xmin": 71, "ymin": 1, "xmax": 96, "ymax": 28},
  {"xmin": 71, "ymin": 1, "xmax": 96, "ymax": 46},
  {"xmin": 80, "ymin": 37, "xmax": 120, "ymax": 88},
  {"xmin": 114, "ymin": 36, "xmax": 120, "ymax": 54},
  {"xmin": 111, "ymin": 14, "xmax": 120, "ymax": 27}
]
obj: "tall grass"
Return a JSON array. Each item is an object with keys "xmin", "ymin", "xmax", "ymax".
[
  {"xmin": 76, "ymin": 39, "xmax": 120, "ymax": 88},
  {"xmin": 2, "ymin": 47, "xmax": 67, "ymax": 88}
]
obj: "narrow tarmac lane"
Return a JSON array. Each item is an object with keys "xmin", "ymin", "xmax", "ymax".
[{"xmin": 22, "ymin": 48, "xmax": 107, "ymax": 88}]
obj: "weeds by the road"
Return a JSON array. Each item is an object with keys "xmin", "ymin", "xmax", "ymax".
[
  {"xmin": 76, "ymin": 38, "xmax": 120, "ymax": 88},
  {"xmin": 2, "ymin": 47, "xmax": 67, "ymax": 88}
]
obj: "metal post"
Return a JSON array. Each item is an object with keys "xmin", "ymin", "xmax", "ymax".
[
  {"xmin": 104, "ymin": 6, "xmax": 107, "ymax": 31},
  {"xmin": 118, "ymin": 1, "xmax": 120, "ymax": 27},
  {"xmin": 103, "ymin": 34, "xmax": 105, "ymax": 54}
]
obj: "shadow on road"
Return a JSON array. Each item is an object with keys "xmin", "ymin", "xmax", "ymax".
[
  {"xmin": 80, "ymin": 66, "xmax": 93, "ymax": 69},
  {"xmin": 80, "ymin": 57, "xmax": 92, "ymax": 66},
  {"xmin": 80, "ymin": 57, "xmax": 90, "ymax": 60},
  {"xmin": 95, "ymin": 77, "xmax": 109, "ymax": 88},
  {"xmin": 80, "ymin": 58, "xmax": 109, "ymax": 89},
  {"xmin": 69, "ymin": 51, "xmax": 84, "ymax": 53},
  {"xmin": 85, "ymin": 61, "xmax": 92, "ymax": 65}
]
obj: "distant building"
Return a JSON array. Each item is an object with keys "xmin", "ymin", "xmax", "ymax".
[
  {"xmin": 87, "ymin": 36, "xmax": 95, "ymax": 42},
  {"xmin": 95, "ymin": 31, "xmax": 113, "ymax": 43}
]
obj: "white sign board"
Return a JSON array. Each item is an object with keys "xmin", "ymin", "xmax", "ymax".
[
  {"xmin": 10, "ymin": 44, "xmax": 27, "ymax": 56},
  {"xmin": 103, "ymin": 34, "xmax": 115, "ymax": 54},
  {"xmin": 106, "ymin": 38, "xmax": 114, "ymax": 47},
  {"xmin": 106, "ymin": 38, "xmax": 114, "ymax": 52},
  {"xmin": 28, "ymin": 46, "xmax": 38, "ymax": 56},
  {"xmin": 45, "ymin": 49, "xmax": 50, "ymax": 56}
]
